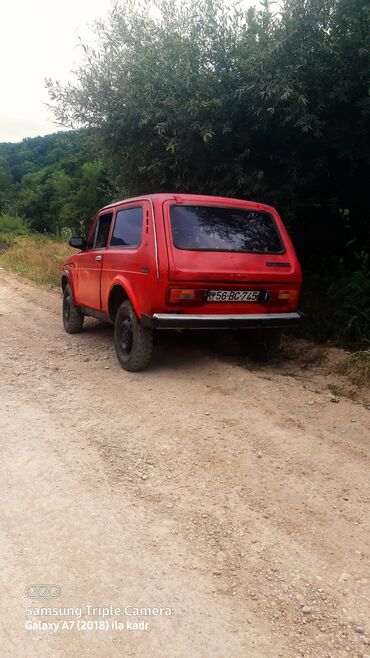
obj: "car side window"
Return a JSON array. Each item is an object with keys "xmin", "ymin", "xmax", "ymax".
[
  {"xmin": 110, "ymin": 207, "xmax": 143, "ymax": 248},
  {"xmin": 87, "ymin": 212, "xmax": 113, "ymax": 249}
]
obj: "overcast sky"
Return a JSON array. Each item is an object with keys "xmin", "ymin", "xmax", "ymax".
[
  {"xmin": 0, "ymin": 0, "xmax": 110, "ymax": 142},
  {"xmin": 1, "ymin": 0, "xmax": 258, "ymax": 144}
]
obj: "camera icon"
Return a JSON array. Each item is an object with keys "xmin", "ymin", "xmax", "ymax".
[{"xmin": 25, "ymin": 584, "xmax": 62, "ymax": 598}]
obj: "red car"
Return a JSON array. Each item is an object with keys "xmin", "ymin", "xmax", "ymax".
[{"xmin": 61, "ymin": 193, "xmax": 302, "ymax": 371}]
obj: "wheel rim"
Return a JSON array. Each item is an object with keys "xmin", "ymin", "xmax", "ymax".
[
  {"xmin": 118, "ymin": 315, "xmax": 133, "ymax": 356},
  {"xmin": 63, "ymin": 295, "xmax": 71, "ymax": 322}
]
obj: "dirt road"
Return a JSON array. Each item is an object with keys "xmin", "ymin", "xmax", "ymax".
[{"xmin": 0, "ymin": 269, "xmax": 369, "ymax": 658}]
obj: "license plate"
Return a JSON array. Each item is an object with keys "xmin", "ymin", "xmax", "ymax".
[{"xmin": 207, "ymin": 290, "xmax": 264, "ymax": 302}]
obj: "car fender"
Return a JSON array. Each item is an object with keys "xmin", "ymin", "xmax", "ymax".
[
  {"xmin": 61, "ymin": 266, "xmax": 76, "ymax": 301},
  {"xmin": 107, "ymin": 275, "xmax": 142, "ymax": 319}
]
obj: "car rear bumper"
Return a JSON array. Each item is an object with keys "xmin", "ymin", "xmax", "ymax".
[{"xmin": 143, "ymin": 311, "xmax": 302, "ymax": 330}]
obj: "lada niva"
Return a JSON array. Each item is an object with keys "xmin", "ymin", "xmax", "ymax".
[{"xmin": 61, "ymin": 194, "xmax": 302, "ymax": 371}]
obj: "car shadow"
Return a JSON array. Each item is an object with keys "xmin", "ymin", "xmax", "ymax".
[
  {"xmin": 79, "ymin": 319, "xmax": 292, "ymax": 372},
  {"xmin": 82, "ymin": 319, "xmax": 113, "ymax": 335}
]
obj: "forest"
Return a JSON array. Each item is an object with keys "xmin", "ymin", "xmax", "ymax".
[
  {"xmin": 0, "ymin": 131, "xmax": 112, "ymax": 233},
  {"xmin": 0, "ymin": 0, "xmax": 369, "ymax": 343}
]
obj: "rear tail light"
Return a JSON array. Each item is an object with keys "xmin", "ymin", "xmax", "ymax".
[
  {"xmin": 167, "ymin": 288, "xmax": 205, "ymax": 305},
  {"xmin": 277, "ymin": 289, "xmax": 299, "ymax": 305}
]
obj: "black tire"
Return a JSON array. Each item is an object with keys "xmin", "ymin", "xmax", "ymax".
[
  {"xmin": 239, "ymin": 329, "xmax": 281, "ymax": 362},
  {"xmin": 114, "ymin": 301, "xmax": 153, "ymax": 371},
  {"xmin": 62, "ymin": 285, "xmax": 84, "ymax": 334}
]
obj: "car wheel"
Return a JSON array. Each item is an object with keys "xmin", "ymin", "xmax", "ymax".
[
  {"xmin": 239, "ymin": 329, "xmax": 281, "ymax": 362},
  {"xmin": 114, "ymin": 300, "xmax": 153, "ymax": 372},
  {"xmin": 62, "ymin": 285, "xmax": 84, "ymax": 334}
]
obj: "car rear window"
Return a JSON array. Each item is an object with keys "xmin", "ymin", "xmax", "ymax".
[{"xmin": 170, "ymin": 205, "xmax": 284, "ymax": 253}]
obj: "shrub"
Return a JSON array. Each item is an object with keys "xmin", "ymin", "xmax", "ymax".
[
  {"xmin": 0, "ymin": 213, "xmax": 30, "ymax": 236},
  {"xmin": 300, "ymin": 254, "xmax": 370, "ymax": 346},
  {"xmin": 338, "ymin": 351, "xmax": 370, "ymax": 387},
  {"xmin": 334, "ymin": 253, "xmax": 370, "ymax": 344}
]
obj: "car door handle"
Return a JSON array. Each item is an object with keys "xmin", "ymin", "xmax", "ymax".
[{"xmin": 95, "ymin": 255, "xmax": 102, "ymax": 261}]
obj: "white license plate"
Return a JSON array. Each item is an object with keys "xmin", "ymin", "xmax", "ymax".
[{"xmin": 207, "ymin": 290, "xmax": 261, "ymax": 302}]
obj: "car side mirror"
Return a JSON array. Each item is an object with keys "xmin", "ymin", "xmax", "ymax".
[{"xmin": 69, "ymin": 236, "xmax": 86, "ymax": 250}]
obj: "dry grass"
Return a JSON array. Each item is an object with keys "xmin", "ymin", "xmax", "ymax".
[
  {"xmin": 338, "ymin": 350, "xmax": 370, "ymax": 387},
  {"xmin": 0, "ymin": 235, "xmax": 73, "ymax": 287}
]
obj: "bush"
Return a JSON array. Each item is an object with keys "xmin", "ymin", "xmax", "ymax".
[
  {"xmin": 300, "ymin": 253, "xmax": 370, "ymax": 346},
  {"xmin": 0, "ymin": 213, "xmax": 30, "ymax": 236},
  {"xmin": 338, "ymin": 351, "xmax": 370, "ymax": 387},
  {"xmin": 334, "ymin": 253, "xmax": 370, "ymax": 344}
]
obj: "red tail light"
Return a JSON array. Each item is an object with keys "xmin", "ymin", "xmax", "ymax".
[
  {"xmin": 167, "ymin": 288, "xmax": 205, "ymax": 305},
  {"xmin": 277, "ymin": 289, "xmax": 299, "ymax": 306}
]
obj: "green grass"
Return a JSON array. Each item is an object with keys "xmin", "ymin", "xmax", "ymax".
[
  {"xmin": 0, "ymin": 234, "xmax": 73, "ymax": 287},
  {"xmin": 0, "ymin": 213, "xmax": 30, "ymax": 235}
]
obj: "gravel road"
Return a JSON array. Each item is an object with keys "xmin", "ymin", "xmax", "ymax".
[{"xmin": 0, "ymin": 269, "xmax": 369, "ymax": 658}]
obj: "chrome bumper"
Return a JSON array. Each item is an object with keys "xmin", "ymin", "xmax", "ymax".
[{"xmin": 143, "ymin": 312, "xmax": 302, "ymax": 329}]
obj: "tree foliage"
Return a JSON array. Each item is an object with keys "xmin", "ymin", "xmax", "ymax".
[
  {"xmin": 45, "ymin": 0, "xmax": 370, "ymax": 342},
  {"xmin": 1, "ymin": 0, "xmax": 368, "ymax": 342},
  {"xmin": 0, "ymin": 131, "xmax": 112, "ymax": 232},
  {"xmin": 46, "ymin": 0, "xmax": 369, "ymax": 226}
]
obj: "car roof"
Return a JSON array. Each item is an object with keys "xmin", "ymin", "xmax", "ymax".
[{"xmin": 100, "ymin": 193, "xmax": 274, "ymax": 213}]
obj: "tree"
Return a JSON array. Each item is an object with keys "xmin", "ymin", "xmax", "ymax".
[
  {"xmin": 0, "ymin": 131, "xmax": 113, "ymax": 232},
  {"xmin": 46, "ymin": 0, "xmax": 369, "ymax": 243},
  {"xmin": 5, "ymin": 0, "xmax": 370, "ymax": 340}
]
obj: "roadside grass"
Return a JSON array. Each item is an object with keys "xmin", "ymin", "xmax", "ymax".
[
  {"xmin": 0, "ymin": 234, "xmax": 73, "ymax": 287},
  {"xmin": 338, "ymin": 350, "xmax": 370, "ymax": 387},
  {"xmin": 0, "ymin": 213, "xmax": 30, "ymax": 236}
]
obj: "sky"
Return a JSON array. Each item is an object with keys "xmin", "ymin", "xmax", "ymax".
[
  {"xmin": 0, "ymin": 0, "xmax": 110, "ymax": 142},
  {"xmin": 1, "ymin": 0, "xmax": 257, "ymax": 144}
]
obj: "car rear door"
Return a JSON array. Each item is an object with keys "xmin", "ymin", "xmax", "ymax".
[
  {"xmin": 162, "ymin": 200, "xmax": 299, "ymax": 284},
  {"xmin": 74, "ymin": 211, "xmax": 113, "ymax": 310}
]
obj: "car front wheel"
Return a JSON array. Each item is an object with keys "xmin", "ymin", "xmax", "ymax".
[
  {"xmin": 63, "ymin": 285, "xmax": 84, "ymax": 334},
  {"xmin": 114, "ymin": 301, "xmax": 153, "ymax": 372}
]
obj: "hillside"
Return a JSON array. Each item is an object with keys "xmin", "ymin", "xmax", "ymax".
[{"xmin": 0, "ymin": 130, "xmax": 112, "ymax": 233}]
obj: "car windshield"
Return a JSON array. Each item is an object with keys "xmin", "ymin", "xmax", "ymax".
[{"xmin": 170, "ymin": 205, "xmax": 284, "ymax": 253}]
